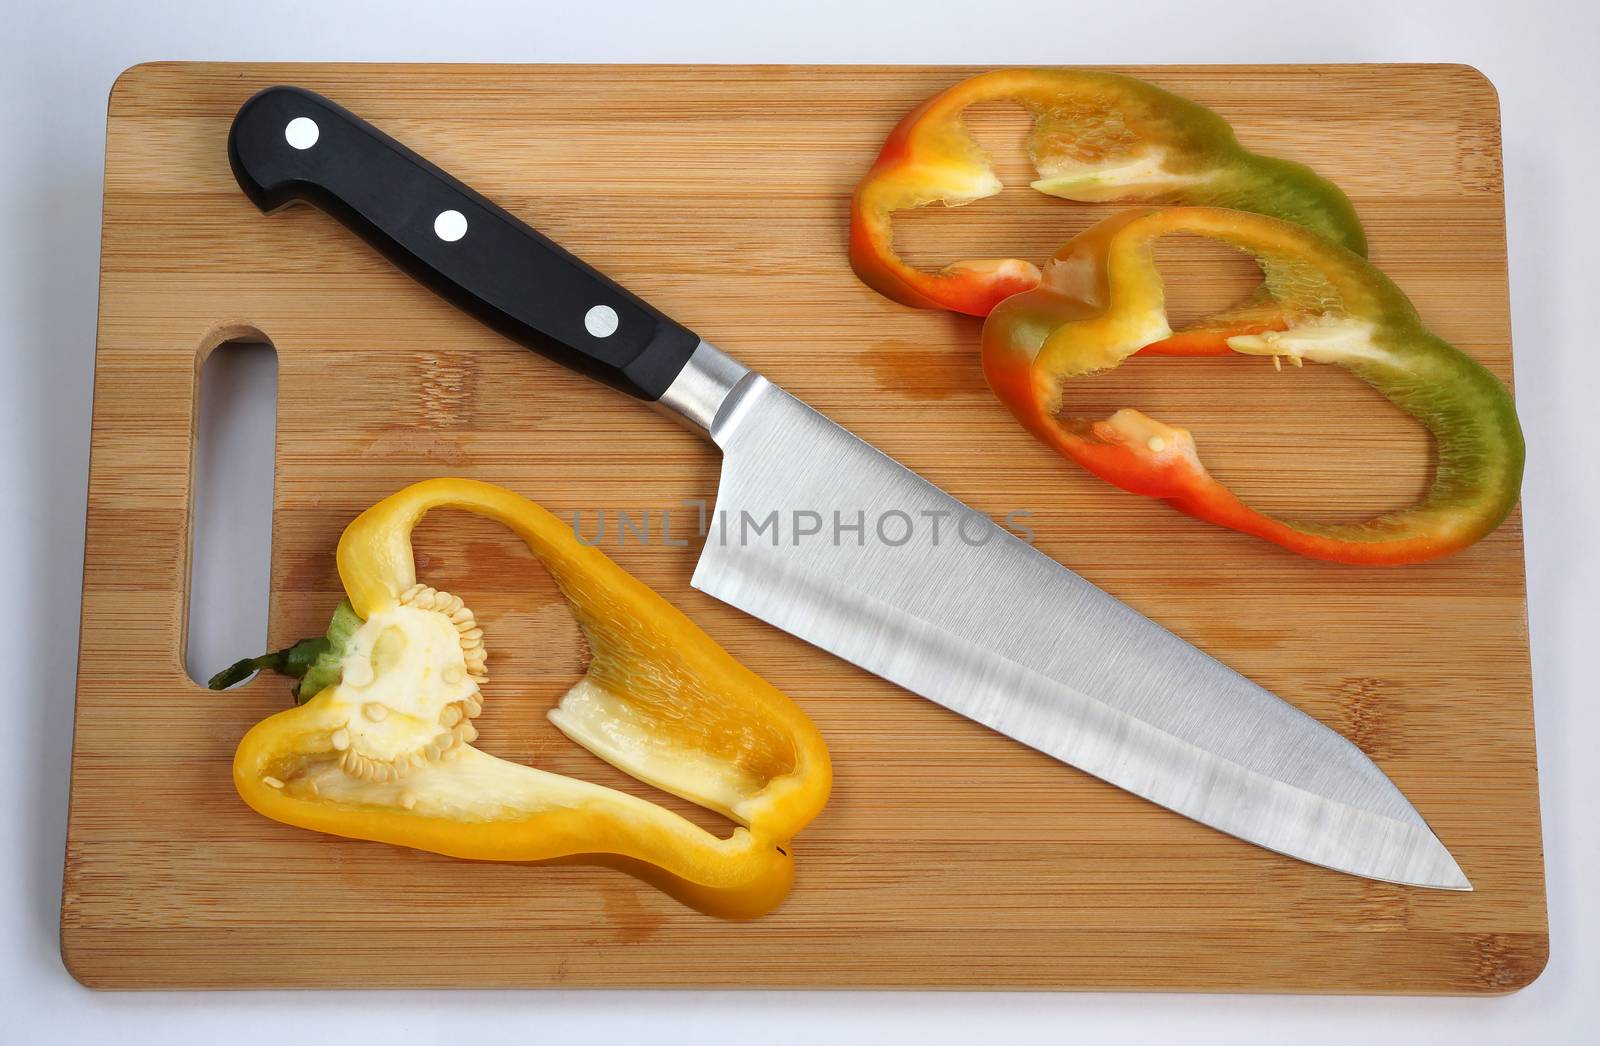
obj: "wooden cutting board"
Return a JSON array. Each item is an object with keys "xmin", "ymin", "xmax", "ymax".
[{"xmin": 63, "ymin": 62, "xmax": 1545, "ymax": 992}]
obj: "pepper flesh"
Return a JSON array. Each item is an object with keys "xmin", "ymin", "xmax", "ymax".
[
  {"xmin": 850, "ymin": 68, "xmax": 1367, "ymax": 317},
  {"xmin": 233, "ymin": 478, "xmax": 831, "ymax": 918},
  {"xmin": 981, "ymin": 207, "xmax": 1524, "ymax": 565}
]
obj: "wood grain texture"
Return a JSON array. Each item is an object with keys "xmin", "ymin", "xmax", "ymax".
[{"xmin": 63, "ymin": 63, "xmax": 1545, "ymax": 992}]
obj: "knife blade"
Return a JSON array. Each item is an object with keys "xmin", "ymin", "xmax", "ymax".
[{"xmin": 228, "ymin": 86, "xmax": 1469, "ymax": 890}]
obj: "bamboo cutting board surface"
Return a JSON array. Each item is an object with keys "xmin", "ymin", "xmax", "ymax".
[{"xmin": 64, "ymin": 62, "xmax": 1545, "ymax": 992}]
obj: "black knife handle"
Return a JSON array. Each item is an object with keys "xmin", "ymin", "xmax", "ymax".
[{"xmin": 227, "ymin": 85, "xmax": 699, "ymax": 401}]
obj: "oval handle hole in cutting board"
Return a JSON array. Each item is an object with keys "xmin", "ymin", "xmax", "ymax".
[{"xmin": 185, "ymin": 336, "xmax": 279, "ymax": 687}]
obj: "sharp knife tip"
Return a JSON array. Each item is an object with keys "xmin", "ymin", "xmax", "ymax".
[
  {"xmin": 1421, "ymin": 873, "xmax": 1473, "ymax": 892},
  {"xmin": 1407, "ymin": 835, "xmax": 1473, "ymax": 892},
  {"xmin": 1328, "ymin": 823, "xmax": 1472, "ymax": 891}
]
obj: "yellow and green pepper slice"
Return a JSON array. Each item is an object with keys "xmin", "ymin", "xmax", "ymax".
[
  {"xmin": 850, "ymin": 67, "xmax": 1367, "ymax": 316},
  {"xmin": 982, "ymin": 207, "xmax": 1524, "ymax": 565}
]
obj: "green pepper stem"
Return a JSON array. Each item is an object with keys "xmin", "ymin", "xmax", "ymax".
[{"xmin": 206, "ymin": 636, "xmax": 331, "ymax": 691}]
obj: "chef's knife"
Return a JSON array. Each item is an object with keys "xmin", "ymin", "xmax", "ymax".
[{"xmin": 228, "ymin": 86, "xmax": 1469, "ymax": 890}]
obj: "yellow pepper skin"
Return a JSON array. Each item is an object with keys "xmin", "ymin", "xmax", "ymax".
[{"xmin": 233, "ymin": 478, "xmax": 831, "ymax": 918}]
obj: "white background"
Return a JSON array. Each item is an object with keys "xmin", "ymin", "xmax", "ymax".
[{"xmin": 3, "ymin": 0, "xmax": 1595, "ymax": 1041}]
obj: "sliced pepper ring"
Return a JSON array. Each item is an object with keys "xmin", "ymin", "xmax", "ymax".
[
  {"xmin": 981, "ymin": 207, "xmax": 1524, "ymax": 565},
  {"xmin": 850, "ymin": 68, "xmax": 1367, "ymax": 316},
  {"xmin": 234, "ymin": 478, "xmax": 831, "ymax": 918}
]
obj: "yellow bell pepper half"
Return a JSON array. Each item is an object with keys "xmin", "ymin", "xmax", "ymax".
[{"xmin": 229, "ymin": 479, "xmax": 832, "ymax": 918}]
